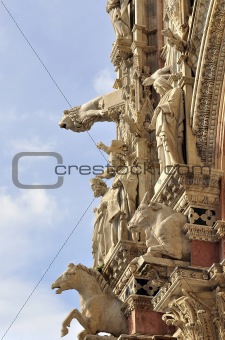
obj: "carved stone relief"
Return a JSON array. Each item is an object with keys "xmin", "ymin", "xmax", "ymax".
[
  {"xmin": 191, "ymin": 0, "xmax": 225, "ymax": 165},
  {"xmin": 52, "ymin": 263, "xmax": 127, "ymax": 339}
]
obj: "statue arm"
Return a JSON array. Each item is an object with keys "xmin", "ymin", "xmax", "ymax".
[
  {"xmin": 97, "ymin": 142, "xmax": 110, "ymax": 155},
  {"xmin": 147, "ymin": 107, "xmax": 160, "ymax": 130}
]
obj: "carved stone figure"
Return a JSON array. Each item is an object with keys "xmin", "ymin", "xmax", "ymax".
[
  {"xmin": 97, "ymin": 140, "xmax": 128, "ymax": 178},
  {"xmin": 106, "ymin": 0, "xmax": 131, "ymax": 39},
  {"xmin": 90, "ymin": 178, "xmax": 111, "ymax": 267},
  {"xmin": 52, "ymin": 263, "xmax": 127, "ymax": 340},
  {"xmin": 143, "ymin": 68, "xmax": 185, "ymax": 173},
  {"xmin": 128, "ymin": 192, "xmax": 190, "ymax": 260},
  {"xmin": 96, "ymin": 139, "xmax": 138, "ymax": 249},
  {"xmin": 59, "ymin": 95, "xmax": 110, "ymax": 132},
  {"xmin": 162, "ymin": 25, "xmax": 188, "ymax": 53},
  {"xmin": 107, "ymin": 167, "xmax": 138, "ymax": 248}
]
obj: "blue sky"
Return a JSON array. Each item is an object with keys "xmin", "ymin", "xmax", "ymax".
[{"xmin": 0, "ymin": 1, "xmax": 116, "ymax": 339}]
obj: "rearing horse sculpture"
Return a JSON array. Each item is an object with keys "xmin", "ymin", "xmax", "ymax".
[{"xmin": 52, "ymin": 263, "xmax": 127, "ymax": 340}]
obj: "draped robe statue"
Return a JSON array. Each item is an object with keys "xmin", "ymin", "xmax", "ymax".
[
  {"xmin": 145, "ymin": 75, "xmax": 184, "ymax": 173},
  {"xmin": 106, "ymin": 0, "xmax": 131, "ymax": 39}
]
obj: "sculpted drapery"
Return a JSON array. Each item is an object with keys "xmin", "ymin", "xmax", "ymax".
[{"xmin": 106, "ymin": 0, "xmax": 131, "ymax": 39}]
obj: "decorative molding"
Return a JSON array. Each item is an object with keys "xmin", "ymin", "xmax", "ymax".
[
  {"xmin": 152, "ymin": 267, "xmax": 209, "ymax": 311},
  {"xmin": 162, "ymin": 290, "xmax": 217, "ymax": 339},
  {"xmin": 102, "ymin": 241, "xmax": 147, "ymax": 290},
  {"xmin": 191, "ymin": 0, "xmax": 225, "ymax": 165},
  {"xmin": 152, "ymin": 166, "xmax": 222, "ymax": 215},
  {"xmin": 187, "ymin": 0, "xmax": 211, "ymax": 72},
  {"xmin": 111, "ymin": 38, "xmax": 133, "ymax": 69},
  {"xmin": 183, "ymin": 223, "xmax": 218, "ymax": 242},
  {"xmin": 214, "ymin": 221, "xmax": 225, "ymax": 239},
  {"xmin": 117, "ymin": 262, "xmax": 167, "ymax": 301},
  {"xmin": 152, "ymin": 262, "xmax": 225, "ymax": 339},
  {"xmin": 121, "ymin": 295, "xmax": 153, "ymax": 318}
]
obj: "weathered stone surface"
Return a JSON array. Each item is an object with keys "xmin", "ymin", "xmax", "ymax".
[
  {"xmin": 52, "ymin": 264, "xmax": 127, "ymax": 339},
  {"xmin": 55, "ymin": 1, "xmax": 225, "ymax": 339},
  {"xmin": 128, "ymin": 192, "xmax": 190, "ymax": 261}
]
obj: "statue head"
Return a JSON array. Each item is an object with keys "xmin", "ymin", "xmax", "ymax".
[
  {"xmin": 153, "ymin": 76, "xmax": 172, "ymax": 97},
  {"xmin": 106, "ymin": 0, "xmax": 120, "ymax": 13},
  {"xmin": 90, "ymin": 178, "xmax": 107, "ymax": 197}
]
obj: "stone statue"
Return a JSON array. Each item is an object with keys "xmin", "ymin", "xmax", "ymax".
[
  {"xmin": 106, "ymin": 0, "xmax": 131, "ymax": 39},
  {"xmin": 162, "ymin": 25, "xmax": 188, "ymax": 54},
  {"xmin": 52, "ymin": 263, "xmax": 127, "ymax": 340},
  {"xmin": 128, "ymin": 192, "xmax": 190, "ymax": 260},
  {"xmin": 97, "ymin": 140, "xmax": 128, "ymax": 178},
  {"xmin": 107, "ymin": 167, "xmax": 138, "ymax": 248},
  {"xmin": 90, "ymin": 178, "xmax": 111, "ymax": 267},
  {"xmin": 95, "ymin": 139, "xmax": 138, "ymax": 249},
  {"xmin": 143, "ymin": 67, "xmax": 185, "ymax": 173},
  {"xmin": 59, "ymin": 95, "xmax": 110, "ymax": 132}
]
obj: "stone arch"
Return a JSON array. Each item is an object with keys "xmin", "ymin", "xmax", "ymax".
[{"xmin": 191, "ymin": 0, "xmax": 225, "ymax": 167}]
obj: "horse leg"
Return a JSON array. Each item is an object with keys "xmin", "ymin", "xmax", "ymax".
[
  {"xmin": 61, "ymin": 309, "xmax": 91, "ymax": 337},
  {"xmin": 78, "ymin": 329, "xmax": 90, "ymax": 340}
]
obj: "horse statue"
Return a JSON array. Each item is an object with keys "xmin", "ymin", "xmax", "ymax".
[{"xmin": 51, "ymin": 263, "xmax": 127, "ymax": 340}]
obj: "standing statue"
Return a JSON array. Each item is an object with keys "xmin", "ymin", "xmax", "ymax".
[
  {"xmin": 90, "ymin": 178, "xmax": 111, "ymax": 267},
  {"xmin": 96, "ymin": 139, "xmax": 138, "ymax": 250},
  {"xmin": 143, "ymin": 67, "xmax": 185, "ymax": 173},
  {"xmin": 107, "ymin": 167, "xmax": 138, "ymax": 247},
  {"xmin": 106, "ymin": 0, "xmax": 131, "ymax": 39}
]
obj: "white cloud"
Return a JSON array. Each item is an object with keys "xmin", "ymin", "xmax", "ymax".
[
  {"xmin": 0, "ymin": 188, "xmax": 68, "ymax": 274},
  {"xmin": 5, "ymin": 135, "xmax": 56, "ymax": 155},
  {"xmin": 0, "ymin": 188, "xmax": 61, "ymax": 227},
  {"xmin": 0, "ymin": 277, "xmax": 83, "ymax": 340},
  {"xmin": 93, "ymin": 69, "xmax": 115, "ymax": 95}
]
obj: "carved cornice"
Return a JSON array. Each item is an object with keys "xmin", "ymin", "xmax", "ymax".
[
  {"xmin": 183, "ymin": 223, "xmax": 218, "ymax": 242},
  {"xmin": 102, "ymin": 241, "xmax": 147, "ymax": 290},
  {"xmin": 121, "ymin": 295, "xmax": 153, "ymax": 318},
  {"xmin": 111, "ymin": 38, "xmax": 133, "ymax": 68},
  {"xmin": 152, "ymin": 165, "xmax": 223, "ymax": 212},
  {"xmin": 191, "ymin": 0, "xmax": 225, "ymax": 165},
  {"xmin": 153, "ymin": 267, "xmax": 209, "ymax": 312},
  {"xmin": 116, "ymin": 261, "xmax": 168, "ymax": 301},
  {"xmin": 131, "ymin": 41, "xmax": 156, "ymax": 54}
]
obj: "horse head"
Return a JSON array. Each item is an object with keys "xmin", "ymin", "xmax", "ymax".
[{"xmin": 51, "ymin": 263, "xmax": 79, "ymax": 294}]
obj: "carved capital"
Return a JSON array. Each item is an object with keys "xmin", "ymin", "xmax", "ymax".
[{"xmin": 121, "ymin": 295, "xmax": 154, "ymax": 318}]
